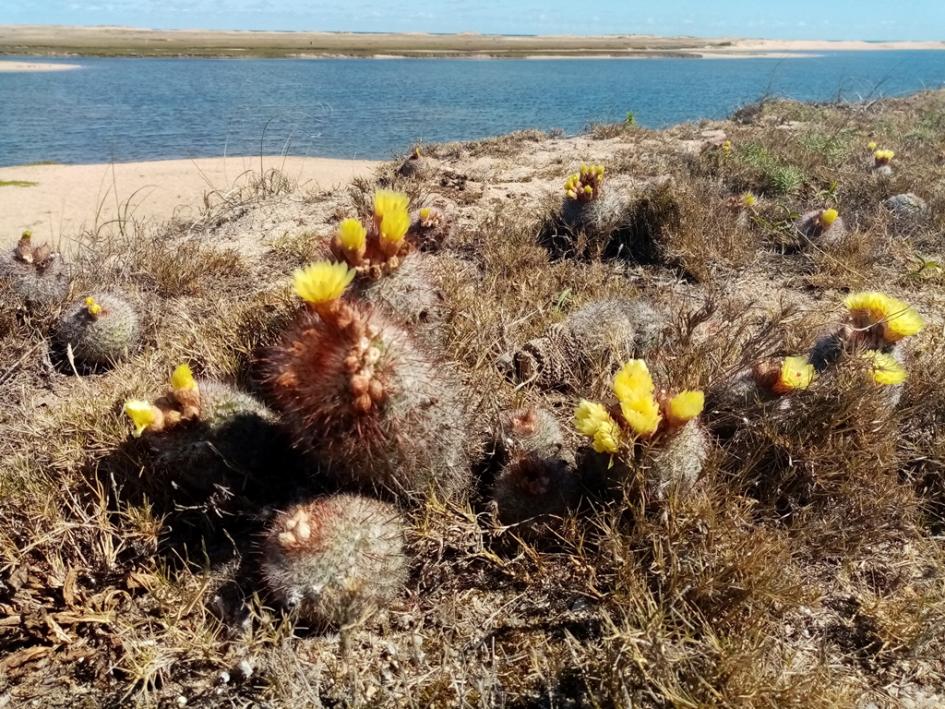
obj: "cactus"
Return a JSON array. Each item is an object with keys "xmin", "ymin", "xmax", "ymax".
[
  {"xmin": 872, "ymin": 148, "xmax": 895, "ymax": 176},
  {"xmin": 643, "ymin": 420, "xmax": 709, "ymax": 499},
  {"xmin": 267, "ymin": 260, "xmax": 473, "ymax": 499},
  {"xmin": 330, "ymin": 191, "xmax": 412, "ymax": 279},
  {"xmin": 795, "ymin": 208, "xmax": 846, "ymax": 247},
  {"xmin": 491, "ymin": 407, "xmax": 579, "ymax": 524},
  {"xmin": 809, "ymin": 291, "xmax": 924, "ymax": 372},
  {"xmin": 883, "ymin": 193, "xmax": 930, "ymax": 237},
  {"xmin": 709, "ymin": 355, "xmax": 816, "ymax": 414},
  {"xmin": 55, "ymin": 293, "xmax": 140, "ymax": 367},
  {"xmin": 573, "ymin": 359, "xmax": 708, "ymax": 497},
  {"xmin": 260, "ymin": 494, "xmax": 407, "ymax": 627},
  {"xmin": 123, "ymin": 365, "xmax": 292, "ymax": 505},
  {"xmin": 0, "ymin": 231, "xmax": 70, "ymax": 309},
  {"xmin": 357, "ymin": 253, "xmax": 447, "ymax": 342},
  {"xmin": 505, "ymin": 298, "xmax": 667, "ymax": 390},
  {"xmin": 408, "ymin": 206, "xmax": 452, "ymax": 252}
]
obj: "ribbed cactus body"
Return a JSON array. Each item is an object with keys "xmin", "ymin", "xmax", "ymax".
[
  {"xmin": 261, "ymin": 494, "xmax": 407, "ymax": 627},
  {"xmin": 268, "ymin": 303, "xmax": 473, "ymax": 499},
  {"xmin": 644, "ymin": 421, "xmax": 709, "ymax": 499},
  {"xmin": 0, "ymin": 251, "xmax": 70, "ymax": 309},
  {"xmin": 561, "ymin": 189, "xmax": 628, "ymax": 238},
  {"xmin": 55, "ymin": 293, "xmax": 140, "ymax": 366},
  {"xmin": 507, "ymin": 299, "xmax": 666, "ymax": 390}
]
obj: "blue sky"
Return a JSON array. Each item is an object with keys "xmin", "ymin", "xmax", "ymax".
[{"xmin": 5, "ymin": 0, "xmax": 945, "ymax": 40}]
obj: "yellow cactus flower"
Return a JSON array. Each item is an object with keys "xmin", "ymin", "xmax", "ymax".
[
  {"xmin": 874, "ymin": 149, "xmax": 895, "ymax": 163},
  {"xmin": 613, "ymin": 359, "xmax": 655, "ymax": 402},
  {"xmin": 419, "ymin": 207, "xmax": 432, "ymax": 221},
  {"xmin": 124, "ymin": 399, "xmax": 158, "ymax": 438},
  {"xmin": 867, "ymin": 141, "xmax": 878, "ymax": 151},
  {"xmin": 84, "ymin": 296, "xmax": 103, "ymax": 317},
  {"xmin": 776, "ymin": 356, "xmax": 815, "ymax": 393},
  {"xmin": 741, "ymin": 192, "xmax": 758, "ymax": 208},
  {"xmin": 21, "ymin": 229, "xmax": 32, "ymax": 240},
  {"xmin": 374, "ymin": 190, "xmax": 409, "ymax": 221},
  {"xmin": 293, "ymin": 261, "xmax": 356, "ymax": 305},
  {"xmin": 721, "ymin": 139, "xmax": 733, "ymax": 154},
  {"xmin": 379, "ymin": 209, "xmax": 411, "ymax": 246},
  {"xmin": 574, "ymin": 399, "xmax": 622, "ymax": 453},
  {"xmin": 844, "ymin": 291, "xmax": 924, "ymax": 343},
  {"xmin": 170, "ymin": 363, "xmax": 197, "ymax": 392},
  {"xmin": 819, "ymin": 208, "xmax": 839, "ymax": 228},
  {"xmin": 862, "ymin": 351, "xmax": 907, "ymax": 386},
  {"xmin": 665, "ymin": 390, "xmax": 704, "ymax": 428},
  {"xmin": 619, "ymin": 393, "xmax": 662, "ymax": 438},
  {"xmin": 337, "ymin": 218, "xmax": 367, "ymax": 252}
]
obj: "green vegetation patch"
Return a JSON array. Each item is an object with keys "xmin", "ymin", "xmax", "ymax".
[{"xmin": 0, "ymin": 180, "xmax": 39, "ymax": 188}]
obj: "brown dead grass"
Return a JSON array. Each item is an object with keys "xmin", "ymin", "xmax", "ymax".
[{"xmin": 1, "ymin": 91, "xmax": 945, "ymax": 707}]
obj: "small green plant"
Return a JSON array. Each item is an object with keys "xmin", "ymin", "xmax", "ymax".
[{"xmin": 624, "ymin": 111, "xmax": 636, "ymax": 126}]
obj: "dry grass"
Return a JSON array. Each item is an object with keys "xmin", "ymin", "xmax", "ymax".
[{"xmin": 1, "ymin": 91, "xmax": 945, "ymax": 707}]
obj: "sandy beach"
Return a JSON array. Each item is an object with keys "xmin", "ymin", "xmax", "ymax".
[
  {"xmin": 0, "ymin": 60, "xmax": 81, "ymax": 72},
  {"xmin": 0, "ymin": 155, "xmax": 379, "ymax": 248}
]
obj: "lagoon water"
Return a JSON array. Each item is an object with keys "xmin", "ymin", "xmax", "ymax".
[{"xmin": 1, "ymin": 52, "xmax": 944, "ymax": 166}]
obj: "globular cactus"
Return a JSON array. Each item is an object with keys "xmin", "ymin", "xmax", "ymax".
[
  {"xmin": 643, "ymin": 419, "xmax": 708, "ymax": 499},
  {"xmin": 491, "ymin": 407, "xmax": 579, "ymax": 524},
  {"xmin": 408, "ymin": 206, "xmax": 452, "ymax": 252},
  {"xmin": 573, "ymin": 359, "xmax": 708, "ymax": 497},
  {"xmin": 809, "ymin": 291, "xmax": 924, "ymax": 372},
  {"xmin": 708, "ymin": 355, "xmax": 815, "ymax": 414},
  {"xmin": 330, "ymin": 191, "xmax": 412, "ymax": 280},
  {"xmin": 872, "ymin": 148, "xmax": 895, "ymax": 177},
  {"xmin": 396, "ymin": 146, "xmax": 429, "ymax": 179},
  {"xmin": 55, "ymin": 293, "xmax": 140, "ymax": 367},
  {"xmin": 795, "ymin": 208, "xmax": 846, "ymax": 248},
  {"xmin": 504, "ymin": 298, "xmax": 667, "ymax": 390},
  {"xmin": 267, "ymin": 260, "xmax": 474, "ymax": 500},
  {"xmin": 124, "ymin": 365, "xmax": 287, "ymax": 501},
  {"xmin": 883, "ymin": 193, "xmax": 930, "ymax": 237},
  {"xmin": 260, "ymin": 494, "xmax": 407, "ymax": 628},
  {"xmin": 0, "ymin": 230, "xmax": 70, "ymax": 309}
]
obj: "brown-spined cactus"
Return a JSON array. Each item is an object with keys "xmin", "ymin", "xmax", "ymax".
[
  {"xmin": 55, "ymin": 293, "xmax": 140, "ymax": 367},
  {"xmin": 794, "ymin": 208, "xmax": 846, "ymax": 247},
  {"xmin": 504, "ymin": 298, "xmax": 667, "ymax": 390},
  {"xmin": 267, "ymin": 260, "xmax": 474, "ymax": 500},
  {"xmin": 261, "ymin": 494, "xmax": 407, "ymax": 628},
  {"xmin": 123, "ymin": 365, "xmax": 289, "ymax": 503},
  {"xmin": 872, "ymin": 148, "xmax": 895, "ymax": 177},
  {"xmin": 573, "ymin": 359, "xmax": 708, "ymax": 498},
  {"xmin": 357, "ymin": 252, "xmax": 447, "ymax": 341},
  {"xmin": 0, "ymin": 230, "xmax": 70, "ymax": 309},
  {"xmin": 491, "ymin": 407, "xmax": 579, "ymax": 524},
  {"xmin": 708, "ymin": 355, "xmax": 816, "ymax": 414}
]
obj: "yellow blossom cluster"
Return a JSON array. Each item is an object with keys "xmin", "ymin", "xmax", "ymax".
[
  {"xmin": 564, "ymin": 164, "xmax": 605, "ymax": 201},
  {"xmin": 293, "ymin": 260, "xmax": 356, "ymax": 305},
  {"xmin": 573, "ymin": 359, "xmax": 704, "ymax": 454},
  {"xmin": 844, "ymin": 291, "xmax": 924, "ymax": 343}
]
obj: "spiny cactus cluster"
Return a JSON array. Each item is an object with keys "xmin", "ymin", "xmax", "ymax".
[
  {"xmin": 873, "ymin": 148, "xmax": 895, "ymax": 176},
  {"xmin": 0, "ymin": 230, "xmax": 71, "ymax": 309},
  {"xmin": 491, "ymin": 407, "xmax": 579, "ymax": 524},
  {"xmin": 409, "ymin": 205, "xmax": 452, "ymax": 252},
  {"xmin": 503, "ymin": 298, "xmax": 667, "ymax": 390},
  {"xmin": 55, "ymin": 293, "xmax": 140, "ymax": 367},
  {"xmin": 331, "ymin": 190, "xmax": 412, "ymax": 279},
  {"xmin": 260, "ymin": 494, "xmax": 407, "ymax": 628},
  {"xmin": 564, "ymin": 164, "xmax": 605, "ymax": 203},
  {"xmin": 573, "ymin": 359, "xmax": 708, "ymax": 497},
  {"xmin": 267, "ymin": 259, "xmax": 473, "ymax": 499}
]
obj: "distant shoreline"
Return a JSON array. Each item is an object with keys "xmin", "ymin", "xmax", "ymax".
[{"xmin": 1, "ymin": 26, "xmax": 943, "ymax": 59}]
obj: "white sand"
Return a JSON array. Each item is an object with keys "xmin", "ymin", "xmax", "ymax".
[
  {"xmin": 0, "ymin": 155, "xmax": 380, "ymax": 247},
  {"xmin": 0, "ymin": 61, "xmax": 82, "ymax": 72}
]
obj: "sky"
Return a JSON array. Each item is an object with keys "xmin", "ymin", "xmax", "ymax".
[{"xmin": 3, "ymin": 0, "xmax": 945, "ymax": 40}]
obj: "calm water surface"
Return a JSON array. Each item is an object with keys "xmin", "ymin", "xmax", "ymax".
[{"xmin": 1, "ymin": 52, "xmax": 944, "ymax": 166}]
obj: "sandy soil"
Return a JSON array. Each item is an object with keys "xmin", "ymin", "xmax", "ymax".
[
  {"xmin": 0, "ymin": 155, "xmax": 379, "ymax": 248},
  {"xmin": 0, "ymin": 60, "xmax": 81, "ymax": 72}
]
